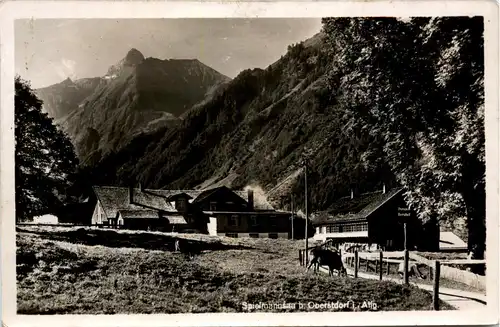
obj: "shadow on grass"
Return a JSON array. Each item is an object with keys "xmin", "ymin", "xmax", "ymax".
[{"xmin": 16, "ymin": 227, "xmax": 253, "ymax": 252}]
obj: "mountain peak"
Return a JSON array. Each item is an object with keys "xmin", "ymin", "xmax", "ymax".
[
  {"xmin": 106, "ymin": 48, "xmax": 145, "ymax": 77},
  {"xmin": 61, "ymin": 77, "xmax": 74, "ymax": 85},
  {"xmin": 124, "ymin": 48, "xmax": 145, "ymax": 67}
]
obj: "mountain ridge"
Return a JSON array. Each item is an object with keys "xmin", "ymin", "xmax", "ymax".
[
  {"xmin": 84, "ymin": 33, "xmax": 394, "ymax": 211},
  {"xmin": 36, "ymin": 49, "xmax": 231, "ymax": 165}
]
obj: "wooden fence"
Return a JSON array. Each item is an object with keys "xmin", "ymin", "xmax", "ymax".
[
  {"xmin": 410, "ymin": 252, "xmax": 486, "ymax": 291},
  {"xmin": 299, "ymin": 249, "xmax": 444, "ymax": 310}
]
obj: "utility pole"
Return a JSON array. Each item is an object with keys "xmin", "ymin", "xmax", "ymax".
[
  {"xmin": 403, "ymin": 218, "xmax": 409, "ymax": 285},
  {"xmin": 304, "ymin": 162, "xmax": 309, "ymax": 266},
  {"xmin": 404, "ymin": 221, "xmax": 407, "ymax": 250},
  {"xmin": 291, "ymin": 194, "xmax": 295, "ymax": 240}
]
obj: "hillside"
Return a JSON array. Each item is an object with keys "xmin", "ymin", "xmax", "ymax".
[
  {"xmin": 85, "ymin": 33, "xmax": 395, "ymax": 211},
  {"xmin": 36, "ymin": 49, "xmax": 230, "ymax": 165},
  {"xmin": 35, "ymin": 77, "xmax": 102, "ymax": 120}
]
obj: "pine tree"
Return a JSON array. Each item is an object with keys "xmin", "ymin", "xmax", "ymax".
[{"xmin": 15, "ymin": 76, "xmax": 79, "ymax": 222}]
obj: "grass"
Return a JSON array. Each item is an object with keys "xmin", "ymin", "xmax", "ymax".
[{"xmin": 17, "ymin": 226, "xmax": 453, "ymax": 314}]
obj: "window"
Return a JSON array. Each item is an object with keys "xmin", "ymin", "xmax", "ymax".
[
  {"xmin": 250, "ymin": 215, "xmax": 258, "ymax": 226},
  {"xmin": 337, "ymin": 222, "xmax": 368, "ymax": 233},
  {"xmin": 230, "ymin": 215, "xmax": 239, "ymax": 226},
  {"xmin": 269, "ymin": 233, "xmax": 278, "ymax": 239},
  {"xmin": 226, "ymin": 233, "xmax": 238, "ymax": 238},
  {"xmin": 249, "ymin": 233, "xmax": 259, "ymax": 239},
  {"xmin": 210, "ymin": 202, "xmax": 217, "ymax": 211},
  {"xmin": 327, "ymin": 225, "xmax": 340, "ymax": 233}
]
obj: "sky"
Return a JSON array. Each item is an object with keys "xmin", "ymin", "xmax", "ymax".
[{"xmin": 15, "ymin": 18, "xmax": 322, "ymax": 89}]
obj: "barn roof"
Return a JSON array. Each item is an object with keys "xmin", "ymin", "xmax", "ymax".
[
  {"xmin": 93, "ymin": 186, "xmax": 178, "ymax": 220},
  {"xmin": 312, "ymin": 188, "xmax": 404, "ymax": 225},
  {"xmin": 191, "ymin": 186, "xmax": 274, "ymax": 211},
  {"xmin": 117, "ymin": 209, "xmax": 161, "ymax": 219},
  {"xmin": 166, "ymin": 192, "xmax": 193, "ymax": 201},
  {"xmin": 93, "ymin": 185, "xmax": 275, "ymax": 220}
]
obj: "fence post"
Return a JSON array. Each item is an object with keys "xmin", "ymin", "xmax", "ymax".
[
  {"xmin": 386, "ymin": 259, "xmax": 390, "ymax": 275},
  {"xmin": 433, "ymin": 261, "xmax": 441, "ymax": 311},
  {"xmin": 299, "ymin": 250, "xmax": 303, "ymax": 266},
  {"xmin": 354, "ymin": 251, "xmax": 359, "ymax": 278},
  {"xmin": 403, "ymin": 249, "xmax": 409, "ymax": 285},
  {"xmin": 429, "ymin": 265, "xmax": 433, "ymax": 281},
  {"xmin": 379, "ymin": 251, "xmax": 383, "ymax": 280}
]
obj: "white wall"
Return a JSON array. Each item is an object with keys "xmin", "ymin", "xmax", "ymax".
[
  {"xmin": 207, "ymin": 217, "xmax": 217, "ymax": 236},
  {"xmin": 33, "ymin": 214, "xmax": 58, "ymax": 224},
  {"xmin": 91, "ymin": 203, "xmax": 99, "ymax": 224},
  {"xmin": 313, "ymin": 231, "xmax": 369, "ymax": 243}
]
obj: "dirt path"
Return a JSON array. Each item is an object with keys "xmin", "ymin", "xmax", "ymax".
[{"xmin": 338, "ymin": 267, "xmax": 487, "ymax": 310}]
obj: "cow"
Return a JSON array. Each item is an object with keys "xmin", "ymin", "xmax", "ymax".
[
  {"xmin": 398, "ymin": 262, "xmax": 426, "ymax": 279},
  {"xmin": 307, "ymin": 247, "xmax": 347, "ymax": 277}
]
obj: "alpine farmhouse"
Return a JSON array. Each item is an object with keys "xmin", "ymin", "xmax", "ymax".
[
  {"xmin": 91, "ymin": 185, "xmax": 292, "ymax": 238},
  {"xmin": 311, "ymin": 187, "xmax": 440, "ymax": 251}
]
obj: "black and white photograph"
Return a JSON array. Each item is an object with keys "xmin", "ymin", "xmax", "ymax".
[{"xmin": 1, "ymin": 1, "xmax": 498, "ymax": 326}]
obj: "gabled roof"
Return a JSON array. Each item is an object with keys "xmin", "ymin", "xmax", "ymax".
[
  {"xmin": 93, "ymin": 185, "xmax": 276, "ymax": 219},
  {"xmin": 117, "ymin": 209, "xmax": 161, "ymax": 219},
  {"xmin": 166, "ymin": 192, "xmax": 193, "ymax": 201},
  {"xmin": 117, "ymin": 209, "xmax": 188, "ymax": 224},
  {"xmin": 312, "ymin": 188, "xmax": 404, "ymax": 225},
  {"xmin": 192, "ymin": 186, "xmax": 230, "ymax": 204},
  {"xmin": 93, "ymin": 186, "xmax": 178, "ymax": 220}
]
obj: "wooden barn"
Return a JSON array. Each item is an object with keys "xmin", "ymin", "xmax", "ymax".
[
  {"xmin": 91, "ymin": 185, "xmax": 292, "ymax": 238},
  {"xmin": 312, "ymin": 187, "xmax": 439, "ymax": 251}
]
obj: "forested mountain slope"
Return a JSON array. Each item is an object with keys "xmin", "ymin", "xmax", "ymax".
[
  {"xmin": 86, "ymin": 33, "xmax": 395, "ymax": 211},
  {"xmin": 65, "ymin": 17, "xmax": 484, "ymax": 261}
]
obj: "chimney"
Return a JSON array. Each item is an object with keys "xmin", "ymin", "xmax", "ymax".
[
  {"xmin": 350, "ymin": 189, "xmax": 354, "ymax": 199},
  {"xmin": 382, "ymin": 183, "xmax": 386, "ymax": 194},
  {"xmin": 247, "ymin": 189, "xmax": 254, "ymax": 211},
  {"xmin": 129, "ymin": 185, "xmax": 134, "ymax": 204}
]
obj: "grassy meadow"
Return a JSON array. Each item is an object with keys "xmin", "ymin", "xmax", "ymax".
[{"xmin": 16, "ymin": 226, "xmax": 452, "ymax": 314}]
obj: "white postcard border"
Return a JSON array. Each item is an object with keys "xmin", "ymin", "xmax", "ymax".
[{"xmin": 1, "ymin": 1, "xmax": 498, "ymax": 326}]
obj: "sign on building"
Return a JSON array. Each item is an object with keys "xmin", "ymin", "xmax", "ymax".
[{"xmin": 398, "ymin": 207, "xmax": 411, "ymax": 218}]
